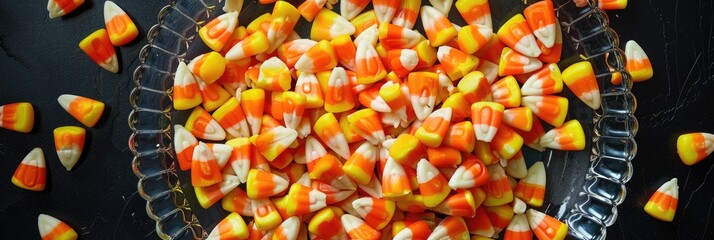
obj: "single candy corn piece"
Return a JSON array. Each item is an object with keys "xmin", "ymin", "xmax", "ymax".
[
  {"xmin": 11, "ymin": 148, "xmax": 46, "ymax": 191},
  {"xmin": 324, "ymin": 67, "xmax": 356, "ymax": 113},
  {"xmin": 295, "ymin": 40, "xmax": 338, "ymax": 73},
  {"xmin": 191, "ymin": 142, "xmax": 223, "ymax": 187},
  {"xmin": 562, "ymin": 61, "xmax": 601, "ymax": 109},
  {"xmin": 505, "ymin": 214, "xmax": 532, "ymax": 240},
  {"xmin": 465, "ymin": 208, "xmax": 495, "ymax": 237},
  {"xmin": 415, "ymin": 108, "xmax": 452, "ymax": 148},
  {"xmin": 411, "ymin": 40, "xmax": 438, "ymax": 70},
  {"xmin": 379, "ymin": 82, "xmax": 409, "ymax": 123},
  {"xmin": 103, "ymin": 1, "xmax": 139, "ymax": 46},
  {"xmin": 271, "ymin": 216, "xmax": 300, "ymax": 240},
  {"xmin": 226, "ymin": 31, "xmax": 270, "ymax": 61},
  {"xmin": 599, "ymin": 0, "xmax": 628, "ymax": 10},
  {"xmin": 255, "ymin": 57, "xmax": 291, "ymax": 92},
  {"xmin": 185, "ymin": 106, "xmax": 226, "ymax": 140},
  {"xmin": 677, "ymin": 132, "xmax": 714, "ymax": 165},
  {"xmin": 284, "ymin": 183, "xmax": 328, "ymax": 216},
  {"xmin": 53, "ymin": 126, "xmax": 85, "ymax": 171},
  {"xmin": 407, "ymin": 72, "xmax": 439, "ymax": 120},
  {"xmin": 394, "ymin": 221, "xmax": 432, "ymax": 240},
  {"xmin": 437, "ymin": 46, "xmax": 480, "ymax": 81},
  {"xmin": 499, "ymin": 47, "xmax": 543, "ymax": 76},
  {"xmin": 0, "ymin": 102, "xmax": 34, "ymax": 133},
  {"xmin": 312, "ymin": 179, "xmax": 356, "ymax": 204},
  {"xmin": 295, "ymin": 73, "xmax": 325, "ymax": 109},
  {"xmin": 540, "ymin": 120, "xmax": 586, "ymax": 151},
  {"xmin": 505, "ymin": 151, "xmax": 528, "ymax": 179},
  {"xmin": 426, "ymin": 146, "xmax": 462, "ymax": 168},
  {"xmin": 521, "ymin": 96, "xmax": 568, "ymax": 127},
  {"xmin": 524, "ymin": 0, "xmax": 556, "ymax": 48},
  {"xmin": 222, "ymin": 188, "xmax": 253, "ymax": 216},
  {"xmin": 252, "ymin": 126, "xmax": 298, "ymax": 161},
  {"xmin": 47, "ymin": 0, "xmax": 84, "ymax": 18},
  {"xmin": 279, "ymin": 40, "xmax": 317, "ymax": 69},
  {"xmin": 342, "ymin": 214, "xmax": 382, "ymax": 240},
  {"xmin": 353, "ymin": 197, "xmax": 396, "ymax": 230},
  {"xmin": 420, "ymin": 6, "xmax": 457, "ymax": 47},
  {"xmin": 58, "ymin": 94, "xmax": 105, "ymax": 128},
  {"xmin": 246, "ymin": 169, "xmax": 289, "ymax": 199},
  {"xmin": 382, "ymin": 157, "xmax": 412, "ymax": 198},
  {"xmin": 197, "ymin": 80, "xmax": 232, "ymax": 113},
  {"xmin": 328, "ymin": 37, "xmax": 357, "ymax": 72},
  {"xmin": 503, "ymin": 107, "xmax": 533, "ymax": 132},
  {"xmin": 477, "ymin": 35, "xmax": 506, "ymax": 64},
  {"xmin": 514, "ymin": 161, "xmax": 546, "ymax": 207},
  {"xmin": 206, "ymin": 212, "xmax": 249, "ymax": 240},
  {"xmin": 354, "ymin": 41, "xmax": 388, "ymax": 85},
  {"xmin": 312, "ymin": 9, "xmax": 356, "ymax": 41},
  {"xmin": 526, "ymin": 209, "xmax": 568, "ymax": 240},
  {"xmin": 281, "ymin": 92, "xmax": 307, "ymax": 130},
  {"xmin": 442, "ymin": 93, "xmax": 471, "ymax": 122},
  {"xmin": 340, "ymin": 0, "xmax": 369, "ymax": 20},
  {"xmin": 313, "ymin": 113, "xmax": 350, "ymax": 159},
  {"xmin": 351, "ymin": 10, "xmax": 380, "ymax": 37},
  {"xmin": 378, "ymin": 23, "xmax": 421, "ymax": 49},
  {"xmin": 246, "ymin": 13, "xmax": 272, "ymax": 35},
  {"xmin": 521, "ymin": 63, "xmax": 563, "ymax": 96},
  {"xmin": 78, "ymin": 29, "xmax": 118, "ymax": 73},
  {"xmin": 458, "ymin": 24, "xmax": 493, "ymax": 55},
  {"xmin": 265, "ymin": 1, "xmax": 300, "ymax": 53},
  {"xmin": 196, "ymin": 174, "xmax": 240, "ymax": 209},
  {"xmin": 309, "ymin": 154, "xmax": 356, "ymax": 190},
  {"xmin": 490, "ymin": 124, "xmax": 524, "ymax": 159},
  {"xmin": 484, "ymin": 204, "xmax": 515, "ymax": 234},
  {"xmin": 416, "ymin": 159, "xmax": 451, "ymax": 207},
  {"xmin": 198, "ymin": 12, "xmax": 238, "ymax": 51},
  {"xmin": 385, "ymin": 49, "xmax": 419, "ymax": 79},
  {"xmin": 174, "ymin": 125, "xmax": 199, "ymax": 171},
  {"xmin": 429, "ymin": 0, "xmax": 453, "ymax": 15},
  {"xmin": 498, "ymin": 14, "xmax": 541, "ymax": 57},
  {"xmin": 433, "ymin": 190, "xmax": 477, "ymax": 217},
  {"xmin": 213, "ymin": 98, "xmax": 250, "ymax": 138},
  {"xmin": 217, "ymin": 58, "xmax": 250, "ymax": 96},
  {"xmin": 483, "ymin": 164, "xmax": 514, "ymax": 206},
  {"xmin": 373, "ymin": 0, "xmax": 400, "ymax": 23},
  {"xmin": 455, "ymin": 0, "xmax": 492, "ymax": 29},
  {"xmin": 38, "ymin": 214, "xmax": 78, "ymax": 240},
  {"xmin": 389, "ymin": 133, "xmax": 426, "ymax": 167},
  {"xmin": 392, "ymin": 0, "xmax": 420, "ymax": 29},
  {"xmin": 449, "ymin": 155, "xmax": 489, "ymax": 189},
  {"xmin": 625, "ymin": 40, "xmax": 654, "ymax": 82},
  {"xmin": 252, "ymin": 198, "xmax": 283, "ymax": 231},
  {"xmin": 240, "ymin": 88, "xmax": 265, "ymax": 136},
  {"xmin": 428, "ymin": 216, "xmax": 470, "ymax": 240},
  {"xmin": 173, "ymin": 62, "xmax": 203, "ymax": 110},
  {"xmin": 471, "ymin": 102, "xmax": 504, "ymax": 142},
  {"xmin": 473, "ymin": 140, "xmax": 499, "ymax": 165},
  {"xmin": 189, "ymin": 52, "xmax": 227, "ymax": 85},
  {"xmin": 309, "ymin": 207, "xmax": 348, "ymax": 239},
  {"xmin": 443, "ymin": 121, "xmax": 476, "ymax": 153},
  {"xmin": 644, "ymin": 178, "xmax": 679, "ymax": 222},
  {"xmin": 348, "ymin": 109, "xmax": 385, "ymax": 145},
  {"xmin": 343, "ymin": 142, "xmax": 378, "ymax": 185}
]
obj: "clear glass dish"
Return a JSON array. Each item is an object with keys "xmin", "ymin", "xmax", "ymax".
[{"xmin": 128, "ymin": 0, "xmax": 638, "ymax": 239}]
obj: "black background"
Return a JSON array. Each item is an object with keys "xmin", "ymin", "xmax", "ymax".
[{"xmin": 1, "ymin": 0, "xmax": 713, "ymax": 239}]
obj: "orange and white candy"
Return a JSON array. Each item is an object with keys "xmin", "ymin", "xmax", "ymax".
[
  {"xmin": 514, "ymin": 161, "xmax": 546, "ymax": 207},
  {"xmin": 38, "ymin": 214, "xmax": 78, "ymax": 240},
  {"xmin": 538, "ymin": 21, "xmax": 563, "ymax": 63},
  {"xmin": 408, "ymin": 72, "xmax": 439, "ymax": 120},
  {"xmin": 295, "ymin": 40, "xmax": 338, "ymax": 73},
  {"xmin": 499, "ymin": 47, "xmax": 543, "ymax": 76},
  {"xmin": 340, "ymin": 0, "xmax": 370, "ymax": 20},
  {"xmin": 437, "ymin": 46, "xmax": 480, "ymax": 81},
  {"xmin": 415, "ymin": 108, "xmax": 452, "ymax": 148},
  {"xmin": 272, "ymin": 216, "xmax": 300, "ymax": 240},
  {"xmin": 385, "ymin": 49, "xmax": 419, "ymax": 78},
  {"xmin": 515, "ymin": 117, "xmax": 546, "ymax": 152},
  {"xmin": 314, "ymin": 113, "xmax": 351, "ymax": 159},
  {"xmin": 355, "ymin": 40, "xmax": 388, "ymax": 84},
  {"xmin": 282, "ymin": 183, "xmax": 327, "ymax": 216},
  {"xmin": 644, "ymin": 178, "xmax": 679, "ymax": 222},
  {"xmin": 449, "ymin": 155, "xmax": 489, "ymax": 189},
  {"xmin": 524, "ymin": 0, "xmax": 557, "ymax": 48},
  {"xmin": 498, "ymin": 14, "xmax": 541, "ymax": 57},
  {"xmin": 353, "ymin": 197, "xmax": 396, "ymax": 230},
  {"xmin": 382, "ymin": 157, "xmax": 412, "ymax": 198},
  {"xmin": 206, "ymin": 212, "xmax": 249, "ymax": 240},
  {"xmin": 428, "ymin": 216, "xmax": 470, "ymax": 240},
  {"xmin": 252, "ymin": 198, "xmax": 283, "ymax": 231},
  {"xmin": 329, "ymin": 35, "xmax": 357, "ymax": 71},
  {"xmin": 174, "ymin": 125, "xmax": 198, "ymax": 171},
  {"xmin": 455, "ymin": 0, "xmax": 492, "ymax": 29},
  {"xmin": 562, "ymin": 61, "xmax": 601, "ymax": 109},
  {"xmin": 196, "ymin": 80, "xmax": 232, "ymax": 113},
  {"xmin": 465, "ymin": 207, "xmax": 495, "ymax": 237},
  {"xmin": 0, "ymin": 102, "xmax": 34, "ymax": 133},
  {"xmin": 342, "ymin": 214, "xmax": 382, "ymax": 239},
  {"xmin": 429, "ymin": 0, "xmax": 453, "ymax": 15},
  {"xmin": 225, "ymin": 31, "xmax": 270, "ymax": 61},
  {"xmin": 471, "ymin": 102, "xmax": 504, "ymax": 142},
  {"xmin": 279, "ymin": 39, "xmax": 317, "ymax": 68},
  {"xmin": 477, "ymin": 60, "xmax": 500, "ymax": 84},
  {"xmin": 296, "ymin": 73, "xmax": 325, "ymax": 109},
  {"xmin": 195, "ymin": 174, "xmax": 240, "ymax": 209},
  {"xmin": 325, "ymin": 67, "xmax": 357, "ymax": 113},
  {"xmin": 490, "ymin": 124, "xmax": 524, "ymax": 159},
  {"xmin": 373, "ymin": 0, "xmax": 400, "ymax": 23},
  {"xmin": 312, "ymin": 9, "xmax": 356, "ymax": 41},
  {"xmin": 443, "ymin": 121, "xmax": 476, "ymax": 153},
  {"xmin": 199, "ymin": 12, "xmax": 239, "ymax": 51},
  {"xmin": 47, "ymin": 0, "xmax": 84, "ymax": 19},
  {"xmin": 343, "ymin": 141, "xmax": 378, "ymax": 185},
  {"xmin": 503, "ymin": 107, "xmax": 533, "ymax": 132},
  {"xmin": 420, "ymin": 6, "xmax": 457, "ymax": 47},
  {"xmin": 458, "ymin": 24, "xmax": 494, "ymax": 55},
  {"xmin": 104, "ymin": 1, "xmax": 139, "ymax": 46},
  {"xmin": 252, "ymin": 126, "xmax": 298, "ymax": 161},
  {"xmin": 225, "ymin": 138, "xmax": 252, "ymax": 183},
  {"xmin": 281, "ymin": 91, "xmax": 307, "ymax": 130},
  {"xmin": 504, "ymin": 214, "xmax": 532, "ymax": 240},
  {"xmin": 79, "ymin": 29, "xmax": 118, "ymax": 73},
  {"xmin": 350, "ymin": 10, "xmax": 380, "ymax": 37},
  {"xmin": 416, "ymin": 159, "xmax": 451, "ymax": 207},
  {"xmin": 526, "ymin": 209, "xmax": 568, "ymax": 240},
  {"xmin": 246, "ymin": 169, "xmax": 289, "ymax": 199},
  {"xmin": 389, "ymin": 133, "xmax": 426, "ymax": 167},
  {"xmin": 540, "ymin": 119, "xmax": 586, "ymax": 151},
  {"xmin": 484, "ymin": 204, "xmax": 515, "ymax": 234},
  {"xmin": 11, "ymin": 148, "xmax": 46, "ymax": 191},
  {"xmin": 393, "ymin": 220, "xmax": 432, "ymax": 240},
  {"xmin": 266, "ymin": 1, "xmax": 300, "ymax": 53},
  {"xmin": 189, "ymin": 52, "xmax": 227, "ymax": 85},
  {"xmin": 191, "ymin": 142, "xmax": 223, "ymax": 187},
  {"xmin": 599, "ymin": 0, "xmax": 628, "ymax": 10},
  {"xmin": 482, "ymin": 164, "xmax": 514, "ymax": 206},
  {"xmin": 347, "ymin": 109, "xmax": 385, "ymax": 145},
  {"xmin": 53, "ymin": 126, "xmax": 85, "ymax": 171},
  {"xmin": 185, "ymin": 106, "xmax": 226, "ymax": 141},
  {"xmin": 442, "ymin": 93, "xmax": 471, "ymax": 122},
  {"xmin": 173, "ymin": 62, "xmax": 203, "ymax": 110},
  {"xmin": 240, "ymin": 88, "xmax": 265, "ymax": 136},
  {"xmin": 378, "ymin": 23, "xmax": 421, "ymax": 49},
  {"xmin": 677, "ymin": 132, "xmax": 714, "ymax": 165},
  {"xmin": 379, "ymin": 82, "xmax": 409, "ymax": 123},
  {"xmin": 625, "ymin": 40, "xmax": 654, "ymax": 82},
  {"xmin": 308, "ymin": 207, "xmax": 348, "ymax": 239},
  {"xmin": 213, "ymin": 97, "xmax": 250, "ymax": 138},
  {"xmin": 521, "ymin": 63, "xmax": 563, "ymax": 96},
  {"xmin": 392, "ymin": 0, "xmax": 420, "ymax": 29},
  {"xmin": 521, "ymin": 95, "xmax": 568, "ymax": 127},
  {"xmin": 58, "ymin": 94, "xmax": 105, "ymax": 128}
]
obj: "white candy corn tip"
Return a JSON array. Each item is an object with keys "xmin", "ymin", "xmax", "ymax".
[
  {"xmin": 513, "ymin": 198, "xmax": 527, "ymax": 215},
  {"xmin": 307, "ymin": 189, "xmax": 328, "ymax": 211},
  {"xmin": 369, "ymin": 96, "xmax": 392, "ymax": 113},
  {"xmin": 411, "ymin": 91, "xmax": 436, "ymax": 121},
  {"xmin": 305, "ymin": 136, "xmax": 327, "ymax": 163},
  {"xmin": 329, "ymin": 67, "xmax": 350, "ymax": 88},
  {"xmin": 448, "ymin": 165, "xmax": 474, "ymax": 189},
  {"xmin": 523, "ymin": 161, "xmax": 546, "ymax": 186},
  {"xmin": 416, "ymin": 158, "xmax": 441, "ymax": 184},
  {"xmin": 327, "ymin": 13, "xmax": 357, "ymax": 38},
  {"xmin": 22, "ymin": 148, "xmax": 46, "ymax": 169},
  {"xmin": 420, "ymin": 6, "xmax": 445, "ymax": 30},
  {"xmin": 354, "ymin": 25, "xmax": 379, "ymax": 47},
  {"xmin": 508, "ymin": 214, "xmax": 531, "ymax": 232},
  {"xmin": 203, "ymin": 118, "xmax": 227, "ymax": 141},
  {"xmin": 533, "ymin": 23, "xmax": 556, "ymax": 48},
  {"xmin": 393, "ymin": 227, "xmax": 415, "ymax": 240},
  {"xmin": 173, "ymin": 125, "xmax": 198, "ymax": 152},
  {"xmin": 210, "ymin": 144, "xmax": 233, "ymax": 168},
  {"xmin": 358, "ymin": 177, "xmax": 384, "ymax": 198},
  {"xmin": 340, "ymin": 0, "xmax": 365, "ymax": 20},
  {"xmin": 296, "ymin": 172, "xmax": 312, "ymax": 187},
  {"xmin": 102, "ymin": 55, "xmax": 120, "ymax": 73},
  {"xmin": 48, "ymin": 0, "xmax": 83, "ymax": 19},
  {"xmin": 223, "ymin": 0, "xmax": 243, "ymax": 13},
  {"xmin": 324, "ymin": 132, "xmax": 351, "ymax": 160},
  {"xmin": 526, "ymin": 209, "xmax": 547, "ymax": 229},
  {"xmin": 520, "ymin": 96, "xmax": 542, "ymax": 113},
  {"xmin": 193, "ymin": 142, "xmax": 215, "ymax": 162},
  {"xmin": 270, "ymin": 173, "xmax": 290, "ymax": 195},
  {"xmin": 374, "ymin": 0, "xmax": 398, "ymax": 23},
  {"xmin": 278, "ymin": 216, "xmax": 301, "ymax": 239},
  {"xmin": 475, "ymin": 123, "xmax": 498, "ymax": 142},
  {"xmin": 57, "ymin": 94, "xmax": 79, "ymax": 112},
  {"xmin": 427, "ymin": 218, "xmax": 454, "ymax": 240},
  {"xmin": 429, "ymin": 0, "xmax": 453, "ymax": 15},
  {"xmin": 217, "ymin": 174, "xmax": 241, "ymax": 195},
  {"xmin": 38, "ymin": 214, "xmax": 64, "ymax": 238},
  {"xmin": 399, "ymin": 49, "xmax": 419, "ymax": 71},
  {"xmin": 104, "ymin": 1, "xmax": 127, "ymax": 24},
  {"xmin": 478, "ymin": 60, "xmax": 500, "ymax": 84},
  {"xmin": 625, "ymin": 40, "xmax": 649, "ymax": 61},
  {"xmin": 341, "ymin": 214, "xmax": 366, "ymax": 232},
  {"xmin": 506, "ymin": 154, "xmax": 528, "ymax": 179},
  {"xmin": 352, "ymin": 197, "xmax": 375, "ymax": 218},
  {"xmin": 271, "ymin": 126, "xmax": 299, "ymax": 150},
  {"xmin": 175, "ymin": 62, "xmax": 198, "ymax": 86},
  {"xmin": 581, "ymin": 89, "xmax": 602, "ymax": 110},
  {"xmin": 57, "ymin": 144, "xmax": 81, "ymax": 171},
  {"xmin": 657, "ymin": 178, "xmax": 679, "ymax": 199},
  {"xmin": 513, "ymin": 32, "xmax": 542, "ymax": 58}
]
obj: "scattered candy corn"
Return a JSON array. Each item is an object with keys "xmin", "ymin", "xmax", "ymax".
[
  {"xmin": 12, "ymin": 148, "xmax": 46, "ymax": 191},
  {"xmin": 58, "ymin": 94, "xmax": 105, "ymax": 128},
  {"xmin": 625, "ymin": 40, "xmax": 654, "ymax": 82},
  {"xmin": 644, "ymin": 178, "xmax": 679, "ymax": 222},
  {"xmin": 38, "ymin": 214, "xmax": 78, "ymax": 240},
  {"xmin": 79, "ymin": 29, "xmax": 119, "ymax": 73},
  {"xmin": 0, "ymin": 102, "xmax": 34, "ymax": 133},
  {"xmin": 104, "ymin": 1, "xmax": 138, "ymax": 46},
  {"xmin": 677, "ymin": 132, "xmax": 714, "ymax": 165}
]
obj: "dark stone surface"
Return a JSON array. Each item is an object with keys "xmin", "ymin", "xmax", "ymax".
[{"xmin": 0, "ymin": 0, "xmax": 713, "ymax": 239}]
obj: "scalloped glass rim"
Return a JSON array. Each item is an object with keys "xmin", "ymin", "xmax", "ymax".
[{"xmin": 128, "ymin": 0, "xmax": 638, "ymax": 239}]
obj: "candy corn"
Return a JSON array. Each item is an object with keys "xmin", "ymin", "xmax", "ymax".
[
  {"xmin": 104, "ymin": 1, "xmax": 138, "ymax": 46},
  {"xmin": 392, "ymin": 0, "xmax": 420, "ymax": 29},
  {"xmin": 79, "ymin": 29, "xmax": 118, "ymax": 73},
  {"xmin": 47, "ymin": 0, "xmax": 84, "ymax": 19},
  {"xmin": 677, "ymin": 132, "xmax": 714, "ymax": 165},
  {"xmin": 382, "ymin": 157, "xmax": 412, "ymax": 198},
  {"xmin": 485, "ymin": 204, "xmax": 515, "ymax": 234},
  {"xmin": 226, "ymin": 31, "xmax": 270, "ymax": 61},
  {"xmin": 498, "ymin": 14, "xmax": 541, "ymax": 57},
  {"xmin": 514, "ymin": 161, "xmax": 546, "ymax": 207},
  {"xmin": 11, "ymin": 148, "xmax": 46, "ymax": 191},
  {"xmin": 416, "ymin": 159, "xmax": 451, "ymax": 207},
  {"xmin": 341, "ymin": 0, "xmax": 370, "ymax": 20},
  {"xmin": 428, "ymin": 216, "xmax": 470, "ymax": 240},
  {"xmin": 53, "ymin": 126, "xmax": 85, "ymax": 171},
  {"xmin": 38, "ymin": 214, "xmax": 78, "ymax": 240},
  {"xmin": 465, "ymin": 207, "xmax": 495, "ymax": 237},
  {"xmin": 437, "ymin": 46, "xmax": 480, "ymax": 80},
  {"xmin": 420, "ymin": 6, "xmax": 457, "ymax": 47},
  {"xmin": 246, "ymin": 169, "xmax": 289, "ymax": 199},
  {"xmin": 283, "ymin": 183, "xmax": 328, "ymax": 216},
  {"xmin": 524, "ymin": 0, "xmax": 556, "ymax": 48},
  {"xmin": 504, "ymin": 214, "xmax": 532, "ymax": 240},
  {"xmin": 58, "ymin": 94, "xmax": 105, "ymax": 128},
  {"xmin": 562, "ymin": 61, "xmax": 601, "ymax": 109},
  {"xmin": 191, "ymin": 142, "xmax": 223, "ymax": 187},
  {"xmin": 373, "ymin": 0, "xmax": 400, "ymax": 23},
  {"xmin": 415, "ymin": 108, "xmax": 452, "ymax": 148},
  {"xmin": 455, "ymin": 0, "xmax": 492, "ymax": 29},
  {"xmin": 458, "ymin": 24, "xmax": 493, "ymax": 55},
  {"xmin": 252, "ymin": 126, "xmax": 298, "ymax": 161},
  {"xmin": 505, "ymin": 151, "xmax": 528, "ymax": 179},
  {"xmin": 312, "ymin": 9, "xmax": 356, "ymax": 41},
  {"xmin": 309, "ymin": 207, "xmax": 348, "ymax": 239},
  {"xmin": 540, "ymin": 119, "xmax": 586, "ymax": 151},
  {"xmin": 266, "ymin": 1, "xmax": 300, "ymax": 54},
  {"xmin": 408, "ymin": 72, "xmax": 439, "ymax": 120},
  {"xmin": 174, "ymin": 62, "xmax": 203, "ymax": 110},
  {"xmin": 393, "ymin": 221, "xmax": 432, "ymax": 240},
  {"xmin": 325, "ymin": 67, "xmax": 357, "ymax": 113},
  {"xmin": 625, "ymin": 40, "xmax": 654, "ymax": 82},
  {"xmin": 443, "ymin": 121, "xmax": 476, "ymax": 153},
  {"xmin": 272, "ymin": 216, "xmax": 300, "ymax": 240},
  {"xmin": 471, "ymin": 102, "xmax": 504, "ymax": 142},
  {"xmin": 0, "ymin": 102, "xmax": 34, "ymax": 133},
  {"xmin": 223, "ymin": 0, "xmax": 243, "ymax": 12},
  {"xmin": 343, "ymin": 142, "xmax": 378, "ymax": 185},
  {"xmin": 526, "ymin": 209, "xmax": 568, "ymax": 240},
  {"xmin": 252, "ymin": 198, "xmax": 283, "ymax": 231},
  {"xmin": 599, "ymin": 0, "xmax": 628, "ymax": 10},
  {"xmin": 521, "ymin": 63, "xmax": 563, "ymax": 96},
  {"xmin": 195, "ymin": 174, "xmax": 240, "ymax": 209},
  {"xmin": 499, "ymin": 47, "xmax": 543, "ymax": 76},
  {"xmin": 503, "ymin": 107, "xmax": 533, "ymax": 132},
  {"xmin": 206, "ymin": 212, "xmax": 249, "ymax": 240},
  {"xmin": 174, "ymin": 125, "xmax": 198, "ymax": 171},
  {"xmin": 185, "ymin": 106, "xmax": 226, "ymax": 140},
  {"xmin": 189, "ymin": 52, "xmax": 227, "ymax": 85},
  {"xmin": 222, "ymin": 188, "xmax": 253, "ymax": 216},
  {"xmin": 342, "ymin": 214, "xmax": 382, "ymax": 239},
  {"xmin": 521, "ymin": 96, "xmax": 568, "ymax": 127},
  {"xmin": 353, "ymin": 197, "xmax": 396, "ymax": 230},
  {"xmin": 348, "ymin": 109, "xmax": 385, "ymax": 145},
  {"xmin": 449, "ymin": 155, "xmax": 489, "ymax": 189},
  {"xmin": 644, "ymin": 178, "xmax": 679, "ymax": 222},
  {"xmin": 483, "ymin": 164, "xmax": 514, "ymax": 206}
]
